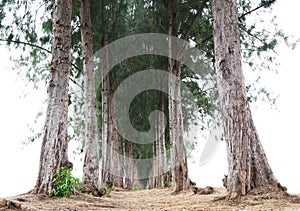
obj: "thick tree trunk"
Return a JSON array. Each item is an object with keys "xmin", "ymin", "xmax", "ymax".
[
  {"xmin": 148, "ymin": 91, "xmax": 167, "ymax": 189},
  {"xmin": 35, "ymin": 0, "xmax": 72, "ymax": 195},
  {"xmin": 109, "ymin": 90, "xmax": 124, "ymax": 187},
  {"xmin": 80, "ymin": 0, "xmax": 100, "ymax": 189},
  {"xmin": 212, "ymin": 0, "xmax": 282, "ymax": 198},
  {"xmin": 167, "ymin": 0, "xmax": 189, "ymax": 192}
]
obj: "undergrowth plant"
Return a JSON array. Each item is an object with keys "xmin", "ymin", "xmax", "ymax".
[{"xmin": 50, "ymin": 167, "xmax": 82, "ymax": 198}]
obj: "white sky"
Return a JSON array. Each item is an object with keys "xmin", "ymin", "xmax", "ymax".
[{"xmin": 0, "ymin": 0, "xmax": 300, "ymax": 197}]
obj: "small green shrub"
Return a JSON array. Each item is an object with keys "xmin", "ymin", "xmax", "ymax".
[
  {"xmin": 167, "ymin": 181, "xmax": 173, "ymax": 187},
  {"xmin": 133, "ymin": 185, "xmax": 141, "ymax": 191},
  {"xmin": 106, "ymin": 186, "xmax": 112, "ymax": 195},
  {"xmin": 50, "ymin": 167, "xmax": 82, "ymax": 198}
]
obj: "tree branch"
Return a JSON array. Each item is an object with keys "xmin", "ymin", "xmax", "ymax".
[
  {"xmin": 182, "ymin": 0, "xmax": 209, "ymax": 42},
  {"xmin": 195, "ymin": 0, "xmax": 276, "ymax": 49},
  {"xmin": 0, "ymin": 39, "xmax": 51, "ymax": 53},
  {"xmin": 239, "ymin": 0, "xmax": 276, "ymax": 20},
  {"xmin": 0, "ymin": 38, "xmax": 84, "ymax": 89}
]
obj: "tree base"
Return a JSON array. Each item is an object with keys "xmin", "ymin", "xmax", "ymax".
[{"xmin": 80, "ymin": 185, "xmax": 106, "ymax": 197}]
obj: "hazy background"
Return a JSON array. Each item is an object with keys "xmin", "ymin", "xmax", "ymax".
[{"xmin": 1, "ymin": 0, "xmax": 299, "ymax": 197}]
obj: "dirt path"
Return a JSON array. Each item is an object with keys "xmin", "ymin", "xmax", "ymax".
[{"xmin": 1, "ymin": 187, "xmax": 300, "ymax": 210}]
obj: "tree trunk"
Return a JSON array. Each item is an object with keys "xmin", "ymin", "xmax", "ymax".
[
  {"xmin": 101, "ymin": 32, "xmax": 111, "ymax": 185},
  {"xmin": 148, "ymin": 89, "xmax": 167, "ymax": 189},
  {"xmin": 100, "ymin": 0, "xmax": 111, "ymax": 185},
  {"xmin": 158, "ymin": 92, "xmax": 167, "ymax": 188},
  {"xmin": 109, "ymin": 89, "xmax": 124, "ymax": 187},
  {"xmin": 35, "ymin": 0, "xmax": 72, "ymax": 195},
  {"xmin": 124, "ymin": 140, "xmax": 133, "ymax": 189},
  {"xmin": 212, "ymin": 0, "xmax": 283, "ymax": 198},
  {"xmin": 167, "ymin": 0, "xmax": 189, "ymax": 192},
  {"xmin": 80, "ymin": 0, "xmax": 100, "ymax": 189},
  {"xmin": 148, "ymin": 139, "xmax": 157, "ymax": 189}
]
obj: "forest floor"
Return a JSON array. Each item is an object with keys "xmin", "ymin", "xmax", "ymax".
[{"xmin": 1, "ymin": 187, "xmax": 300, "ymax": 210}]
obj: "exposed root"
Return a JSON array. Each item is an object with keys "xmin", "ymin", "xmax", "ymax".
[
  {"xmin": 228, "ymin": 191, "xmax": 239, "ymax": 200},
  {"xmin": 192, "ymin": 186, "xmax": 214, "ymax": 195},
  {"xmin": 80, "ymin": 185, "xmax": 106, "ymax": 197},
  {"xmin": 0, "ymin": 198, "xmax": 22, "ymax": 210}
]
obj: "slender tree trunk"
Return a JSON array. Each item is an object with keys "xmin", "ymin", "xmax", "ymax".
[
  {"xmin": 148, "ymin": 139, "xmax": 157, "ymax": 189},
  {"xmin": 212, "ymin": 0, "xmax": 283, "ymax": 198},
  {"xmin": 158, "ymin": 92, "xmax": 167, "ymax": 188},
  {"xmin": 101, "ymin": 32, "xmax": 110, "ymax": 185},
  {"xmin": 100, "ymin": 0, "xmax": 111, "ymax": 185},
  {"xmin": 35, "ymin": 0, "xmax": 72, "ymax": 195},
  {"xmin": 80, "ymin": 0, "xmax": 100, "ymax": 189},
  {"xmin": 124, "ymin": 140, "xmax": 133, "ymax": 189},
  {"xmin": 167, "ymin": 0, "xmax": 189, "ymax": 192}
]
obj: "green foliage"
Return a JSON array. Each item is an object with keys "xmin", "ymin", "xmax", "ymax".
[
  {"xmin": 105, "ymin": 186, "xmax": 112, "ymax": 195},
  {"xmin": 166, "ymin": 181, "xmax": 173, "ymax": 188},
  {"xmin": 50, "ymin": 168, "xmax": 82, "ymax": 198},
  {"xmin": 133, "ymin": 185, "xmax": 141, "ymax": 192},
  {"xmin": 100, "ymin": 180, "xmax": 113, "ymax": 196},
  {"xmin": 0, "ymin": 0, "xmax": 295, "ymax": 167}
]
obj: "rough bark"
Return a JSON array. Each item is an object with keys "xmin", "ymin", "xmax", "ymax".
[
  {"xmin": 212, "ymin": 0, "xmax": 283, "ymax": 198},
  {"xmin": 148, "ymin": 91, "xmax": 167, "ymax": 189},
  {"xmin": 124, "ymin": 140, "xmax": 134, "ymax": 189},
  {"xmin": 109, "ymin": 89, "xmax": 124, "ymax": 187},
  {"xmin": 35, "ymin": 0, "xmax": 72, "ymax": 195},
  {"xmin": 101, "ymin": 32, "xmax": 110, "ymax": 185},
  {"xmin": 100, "ymin": 2, "xmax": 124, "ymax": 186},
  {"xmin": 100, "ymin": 0, "xmax": 111, "ymax": 185},
  {"xmin": 157, "ymin": 92, "xmax": 167, "ymax": 188},
  {"xmin": 167, "ymin": 0, "xmax": 189, "ymax": 192},
  {"xmin": 80, "ymin": 0, "xmax": 100, "ymax": 189}
]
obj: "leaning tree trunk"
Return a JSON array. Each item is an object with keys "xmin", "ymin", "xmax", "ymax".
[
  {"xmin": 80, "ymin": 0, "xmax": 100, "ymax": 189},
  {"xmin": 167, "ymin": 0, "xmax": 189, "ymax": 192},
  {"xmin": 212, "ymin": 0, "xmax": 283, "ymax": 198},
  {"xmin": 35, "ymin": 0, "xmax": 72, "ymax": 195}
]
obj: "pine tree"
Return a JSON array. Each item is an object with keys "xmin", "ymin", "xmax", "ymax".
[
  {"xmin": 35, "ymin": 0, "xmax": 73, "ymax": 195},
  {"xmin": 211, "ymin": 0, "xmax": 285, "ymax": 199},
  {"xmin": 80, "ymin": 0, "xmax": 100, "ymax": 190}
]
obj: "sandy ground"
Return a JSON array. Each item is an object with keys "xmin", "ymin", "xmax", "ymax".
[{"xmin": 1, "ymin": 187, "xmax": 300, "ymax": 210}]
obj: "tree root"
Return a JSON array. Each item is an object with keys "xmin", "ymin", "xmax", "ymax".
[
  {"xmin": 79, "ymin": 185, "xmax": 106, "ymax": 197},
  {"xmin": 0, "ymin": 198, "xmax": 22, "ymax": 210},
  {"xmin": 192, "ymin": 186, "xmax": 214, "ymax": 195}
]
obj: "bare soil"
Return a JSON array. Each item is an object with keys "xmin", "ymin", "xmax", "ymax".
[{"xmin": 1, "ymin": 187, "xmax": 300, "ymax": 210}]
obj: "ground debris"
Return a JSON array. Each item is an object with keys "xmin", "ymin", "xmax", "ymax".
[
  {"xmin": 0, "ymin": 198, "xmax": 22, "ymax": 210},
  {"xmin": 1, "ymin": 187, "xmax": 300, "ymax": 211}
]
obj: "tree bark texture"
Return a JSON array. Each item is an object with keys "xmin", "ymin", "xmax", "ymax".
[
  {"xmin": 100, "ymin": 0, "xmax": 111, "ymax": 185},
  {"xmin": 124, "ymin": 140, "xmax": 134, "ymax": 189},
  {"xmin": 101, "ymin": 32, "xmax": 110, "ymax": 185},
  {"xmin": 35, "ymin": 0, "xmax": 72, "ymax": 195},
  {"xmin": 212, "ymin": 0, "xmax": 281, "ymax": 198},
  {"xmin": 148, "ymin": 85, "xmax": 167, "ymax": 189},
  {"xmin": 157, "ymin": 92, "xmax": 167, "ymax": 188},
  {"xmin": 108, "ymin": 89, "xmax": 124, "ymax": 187},
  {"xmin": 167, "ymin": 0, "xmax": 189, "ymax": 192},
  {"xmin": 80, "ymin": 0, "xmax": 100, "ymax": 189}
]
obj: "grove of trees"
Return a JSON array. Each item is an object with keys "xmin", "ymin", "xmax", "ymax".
[{"xmin": 0, "ymin": 0, "xmax": 290, "ymax": 199}]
